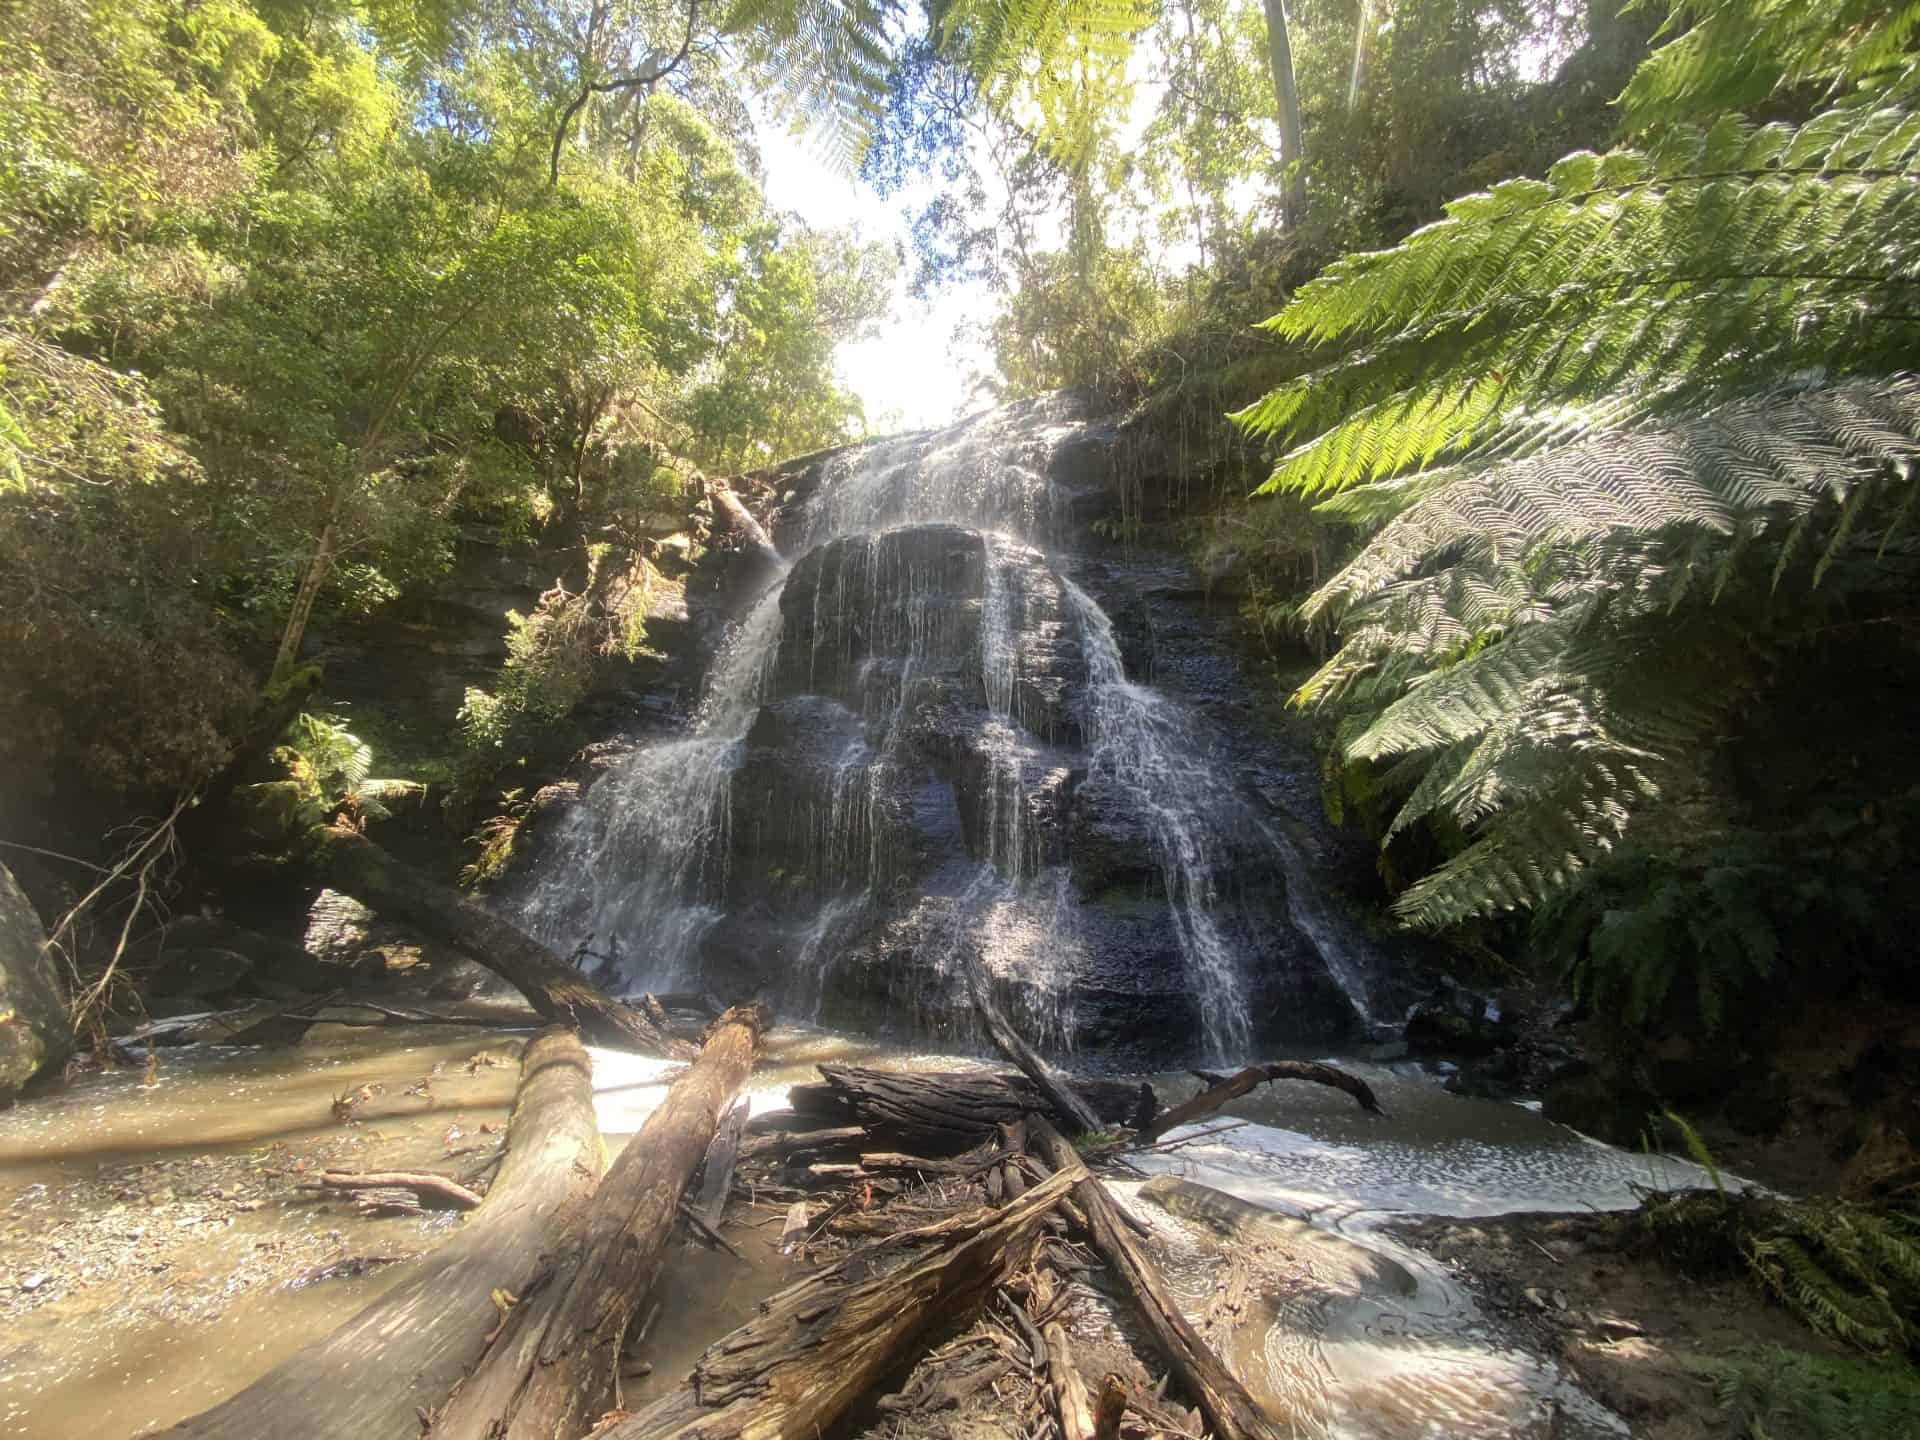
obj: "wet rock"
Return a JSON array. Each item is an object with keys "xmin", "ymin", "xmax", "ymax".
[
  {"xmin": 148, "ymin": 945, "xmax": 254, "ymax": 1000},
  {"xmin": 1405, "ymin": 987, "xmax": 1516, "ymax": 1058},
  {"xmin": 0, "ymin": 860, "xmax": 69, "ymax": 1104}
]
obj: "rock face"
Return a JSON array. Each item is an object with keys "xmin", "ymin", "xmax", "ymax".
[
  {"xmin": 510, "ymin": 399, "xmax": 1400, "ymax": 1064},
  {"xmin": 0, "ymin": 861, "xmax": 70, "ymax": 1102}
]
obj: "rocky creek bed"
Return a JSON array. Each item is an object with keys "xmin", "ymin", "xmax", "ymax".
[{"xmin": 2, "ymin": 1015, "xmax": 1854, "ymax": 1440}]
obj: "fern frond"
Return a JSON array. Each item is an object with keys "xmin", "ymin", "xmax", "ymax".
[
  {"xmin": 1620, "ymin": 1, "xmax": 1920, "ymax": 132},
  {"xmin": 726, "ymin": 0, "xmax": 896, "ymax": 171},
  {"xmin": 1239, "ymin": 104, "xmax": 1920, "ymax": 502}
]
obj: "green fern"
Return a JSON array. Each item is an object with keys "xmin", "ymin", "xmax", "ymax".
[
  {"xmin": 1712, "ymin": 1345, "xmax": 1920, "ymax": 1440},
  {"xmin": 278, "ymin": 712, "xmax": 374, "ymax": 805},
  {"xmin": 1620, "ymin": 1, "xmax": 1920, "ymax": 131},
  {"xmin": 1645, "ymin": 1184, "xmax": 1920, "ymax": 1355},
  {"xmin": 1239, "ymin": 0, "xmax": 1920, "ymax": 935},
  {"xmin": 726, "ymin": 0, "xmax": 896, "ymax": 171},
  {"xmin": 1233, "ymin": 104, "xmax": 1920, "ymax": 502}
]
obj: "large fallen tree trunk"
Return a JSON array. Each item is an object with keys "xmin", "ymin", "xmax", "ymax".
[
  {"xmin": 779, "ymin": 1064, "xmax": 1143, "ymax": 1152},
  {"xmin": 431, "ymin": 1004, "xmax": 768, "ymax": 1439},
  {"xmin": 598, "ymin": 1168, "xmax": 1076, "ymax": 1440},
  {"xmin": 1143, "ymin": 1061, "xmax": 1384, "ymax": 1140},
  {"xmin": 1028, "ymin": 1115, "xmax": 1290, "ymax": 1440},
  {"xmin": 157, "ymin": 1028, "xmax": 602, "ymax": 1440},
  {"xmin": 306, "ymin": 823, "xmax": 690, "ymax": 1057}
]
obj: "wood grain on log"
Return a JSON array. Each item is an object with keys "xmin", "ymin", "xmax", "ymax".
[
  {"xmin": 157, "ymin": 1029, "xmax": 602, "ymax": 1440},
  {"xmin": 430, "ymin": 1005, "xmax": 767, "ymax": 1440},
  {"xmin": 1027, "ymin": 1116, "xmax": 1288, "ymax": 1440},
  {"xmin": 598, "ymin": 1168, "xmax": 1076, "ymax": 1440},
  {"xmin": 1045, "ymin": 1320, "xmax": 1098, "ymax": 1440},
  {"xmin": 312, "ymin": 1170, "xmax": 483, "ymax": 1210},
  {"xmin": 784, "ymin": 1065, "xmax": 1143, "ymax": 1151}
]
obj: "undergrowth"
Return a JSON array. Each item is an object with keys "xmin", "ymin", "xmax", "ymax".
[
  {"xmin": 1712, "ymin": 1345, "xmax": 1920, "ymax": 1440},
  {"xmin": 1643, "ymin": 1116, "xmax": 1920, "ymax": 1355}
]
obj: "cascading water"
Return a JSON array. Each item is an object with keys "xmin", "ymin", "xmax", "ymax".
[
  {"xmin": 1062, "ymin": 577, "xmax": 1253, "ymax": 1058},
  {"xmin": 512, "ymin": 397, "xmax": 1381, "ymax": 1061}
]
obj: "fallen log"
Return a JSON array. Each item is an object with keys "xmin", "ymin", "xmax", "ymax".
[
  {"xmin": 305, "ymin": 823, "xmax": 690, "ymax": 1058},
  {"xmin": 310, "ymin": 1169, "xmax": 484, "ymax": 1211},
  {"xmin": 738, "ymin": 1123, "xmax": 866, "ymax": 1163},
  {"xmin": 782, "ymin": 1065, "xmax": 1144, "ymax": 1152},
  {"xmin": 1144, "ymin": 1062, "xmax": 1383, "ymax": 1139},
  {"xmin": 969, "ymin": 960, "xmax": 1103, "ymax": 1135},
  {"xmin": 1045, "ymin": 1319, "xmax": 1098, "ymax": 1440},
  {"xmin": 1027, "ymin": 1115, "xmax": 1289, "ymax": 1440},
  {"xmin": 157, "ymin": 1028, "xmax": 602, "ymax": 1440},
  {"xmin": 597, "ymin": 1167, "xmax": 1077, "ymax": 1440},
  {"xmin": 430, "ymin": 1004, "xmax": 768, "ymax": 1439}
]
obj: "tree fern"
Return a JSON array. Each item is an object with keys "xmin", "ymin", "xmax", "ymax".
[
  {"xmin": 1232, "ymin": 104, "xmax": 1920, "ymax": 500},
  {"xmin": 726, "ymin": 0, "xmax": 896, "ymax": 171},
  {"xmin": 1234, "ymin": 0, "xmax": 1920, "ymax": 931},
  {"xmin": 1294, "ymin": 376, "xmax": 1920, "ymax": 928},
  {"xmin": 1619, "ymin": 0, "xmax": 1920, "ymax": 131}
]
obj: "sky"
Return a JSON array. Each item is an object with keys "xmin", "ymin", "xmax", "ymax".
[{"xmin": 757, "ymin": 124, "xmax": 996, "ymax": 436}]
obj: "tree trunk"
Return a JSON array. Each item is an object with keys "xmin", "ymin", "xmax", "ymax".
[
  {"xmin": 969, "ymin": 960, "xmax": 1104, "ymax": 1135},
  {"xmin": 269, "ymin": 517, "xmax": 338, "ymax": 689},
  {"xmin": 781, "ymin": 1064, "xmax": 1145, "ymax": 1152},
  {"xmin": 597, "ymin": 1168, "xmax": 1075, "ymax": 1440},
  {"xmin": 1027, "ymin": 1116, "xmax": 1289, "ymax": 1440},
  {"xmin": 157, "ymin": 1029, "xmax": 602, "ymax": 1440},
  {"xmin": 306, "ymin": 824, "xmax": 691, "ymax": 1057},
  {"xmin": 1262, "ymin": 0, "xmax": 1309, "ymax": 226},
  {"xmin": 430, "ymin": 1005, "xmax": 768, "ymax": 1439}
]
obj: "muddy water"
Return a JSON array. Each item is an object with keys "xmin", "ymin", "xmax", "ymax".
[
  {"xmin": 0, "ymin": 1023, "xmax": 529, "ymax": 1438},
  {"xmin": 1, "ymin": 1028, "xmax": 1717, "ymax": 1439}
]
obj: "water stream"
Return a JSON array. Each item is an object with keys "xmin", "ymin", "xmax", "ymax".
[{"xmin": 0, "ymin": 1026, "xmax": 1725, "ymax": 1438}]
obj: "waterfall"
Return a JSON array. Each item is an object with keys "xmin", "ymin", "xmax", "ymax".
[{"xmin": 512, "ymin": 399, "xmax": 1376, "ymax": 1060}]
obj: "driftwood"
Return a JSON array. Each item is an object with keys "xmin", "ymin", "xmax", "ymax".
[
  {"xmin": 307, "ymin": 824, "xmax": 691, "ymax": 1058},
  {"xmin": 1045, "ymin": 1318, "xmax": 1098, "ymax": 1440},
  {"xmin": 783, "ymin": 1065, "xmax": 1144, "ymax": 1152},
  {"xmin": 310, "ymin": 1170, "xmax": 483, "ymax": 1211},
  {"xmin": 1028, "ymin": 1116, "xmax": 1288, "ymax": 1440},
  {"xmin": 598, "ymin": 1168, "xmax": 1077, "ymax": 1440},
  {"xmin": 430, "ymin": 1004, "xmax": 768, "ymax": 1439},
  {"xmin": 969, "ymin": 961, "xmax": 1103, "ymax": 1135},
  {"xmin": 158, "ymin": 1028, "xmax": 602, "ymax": 1440},
  {"xmin": 694, "ymin": 1098, "xmax": 749, "ymax": 1230},
  {"xmin": 1143, "ymin": 1062, "xmax": 1383, "ymax": 1139},
  {"xmin": 738, "ymin": 1124, "xmax": 867, "ymax": 1163}
]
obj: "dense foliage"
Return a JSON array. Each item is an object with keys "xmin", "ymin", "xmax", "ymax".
[
  {"xmin": 0, "ymin": 0, "xmax": 894, "ymax": 810},
  {"xmin": 1223, "ymin": 1, "xmax": 1920, "ymax": 1042}
]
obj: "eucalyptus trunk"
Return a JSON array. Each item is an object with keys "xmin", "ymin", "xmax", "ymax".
[{"xmin": 1262, "ymin": 0, "xmax": 1308, "ymax": 227}]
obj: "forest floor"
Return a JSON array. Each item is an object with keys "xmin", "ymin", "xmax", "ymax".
[{"xmin": 1391, "ymin": 1209, "xmax": 1846, "ymax": 1440}]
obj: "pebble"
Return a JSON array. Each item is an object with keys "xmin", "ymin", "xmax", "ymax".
[{"xmin": 20, "ymin": 1273, "xmax": 47, "ymax": 1292}]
